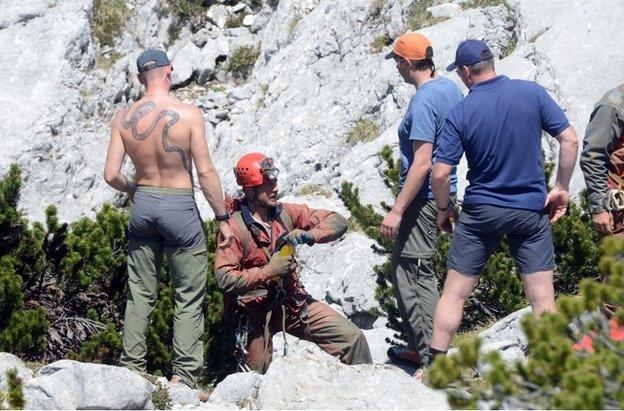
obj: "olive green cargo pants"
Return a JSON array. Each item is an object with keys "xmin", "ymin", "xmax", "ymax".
[
  {"xmin": 119, "ymin": 241, "xmax": 207, "ymax": 388},
  {"xmin": 390, "ymin": 198, "xmax": 440, "ymax": 358}
]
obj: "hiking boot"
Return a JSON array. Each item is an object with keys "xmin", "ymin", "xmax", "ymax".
[
  {"xmin": 170, "ymin": 375, "xmax": 209, "ymax": 402},
  {"xmin": 387, "ymin": 346, "xmax": 423, "ymax": 368}
]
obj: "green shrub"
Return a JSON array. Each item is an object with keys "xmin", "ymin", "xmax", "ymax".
[
  {"xmin": 461, "ymin": 0, "xmax": 507, "ymax": 9},
  {"xmin": 287, "ymin": 17, "xmax": 300, "ymax": 41},
  {"xmin": 62, "ymin": 204, "xmax": 128, "ymax": 297},
  {"xmin": 162, "ymin": 0, "xmax": 208, "ymax": 30},
  {"xmin": 371, "ymin": 34, "xmax": 392, "ymax": 53},
  {"xmin": 430, "ymin": 237, "xmax": 624, "ymax": 409},
  {"xmin": 151, "ymin": 387, "xmax": 172, "ymax": 410},
  {"xmin": 225, "ymin": 13, "xmax": 245, "ymax": 29},
  {"xmin": 371, "ymin": 0, "xmax": 386, "ymax": 17},
  {"xmin": 0, "ymin": 307, "xmax": 49, "ymax": 359},
  {"xmin": 72, "ymin": 323, "xmax": 123, "ymax": 364},
  {"xmin": 0, "ymin": 369, "xmax": 25, "ymax": 410},
  {"xmin": 345, "ymin": 119, "xmax": 380, "ymax": 145},
  {"xmin": 0, "ymin": 258, "xmax": 24, "ymax": 328},
  {"xmin": 227, "ymin": 45, "xmax": 260, "ymax": 80},
  {"xmin": 406, "ymin": 0, "xmax": 447, "ymax": 31},
  {"xmin": 90, "ymin": 0, "xmax": 130, "ymax": 47}
]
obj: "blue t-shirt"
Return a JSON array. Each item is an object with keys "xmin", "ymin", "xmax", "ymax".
[
  {"xmin": 398, "ymin": 76, "xmax": 463, "ymax": 199},
  {"xmin": 436, "ymin": 75, "xmax": 570, "ymax": 210}
]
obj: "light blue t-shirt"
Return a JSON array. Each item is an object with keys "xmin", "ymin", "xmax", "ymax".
[{"xmin": 398, "ymin": 76, "xmax": 463, "ymax": 199}]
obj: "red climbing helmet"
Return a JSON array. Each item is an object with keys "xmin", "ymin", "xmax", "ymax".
[{"xmin": 234, "ymin": 153, "xmax": 280, "ymax": 188}]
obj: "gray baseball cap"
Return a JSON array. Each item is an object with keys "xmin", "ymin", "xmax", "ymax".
[{"xmin": 136, "ymin": 49, "xmax": 171, "ymax": 73}]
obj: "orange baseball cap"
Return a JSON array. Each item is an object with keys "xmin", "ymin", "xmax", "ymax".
[{"xmin": 385, "ymin": 32, "xmax": 433, "ymax": 61}]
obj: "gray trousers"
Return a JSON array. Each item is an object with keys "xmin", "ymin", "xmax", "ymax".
[
  {"xmin": 119, "ymin": 186, "xmax": 207, "ymax": 388},
  {"xmin": 390, "ymin": 198, "xmax": 440, "ymax": 357}
]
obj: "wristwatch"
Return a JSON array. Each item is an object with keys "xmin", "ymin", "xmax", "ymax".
[
  {"xmin": 215, "ymin": 212, "xmax": 231, "ymax": 222},
  {"xmin": 437, "ymin": 203, "xmax": 452, "ymax": 212}
]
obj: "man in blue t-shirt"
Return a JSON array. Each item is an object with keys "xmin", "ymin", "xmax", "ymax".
[
  {"xmin": 423, "ymin": 40, "xmax": 579, "ymax": 368},
  {"xmin": 380, "ymin": 32, "xmax": 463, "ymax": 368}
]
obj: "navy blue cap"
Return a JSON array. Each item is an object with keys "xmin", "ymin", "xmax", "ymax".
[
  {"xmin": 446, "ymin": 39, "xmax": 494, "ymax": 71},
  {"xmin": 136, "ymin": 49, "xmax": 171, "ymax": 73}
]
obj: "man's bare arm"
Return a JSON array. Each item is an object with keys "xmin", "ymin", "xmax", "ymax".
[
  {"xmin": 432, "ymin": 162, "xmax": 455, "ymax": 233},
  {"xmin": 104, "ymin": 114, "xmax": 136, "ymax": 195},
  {"xmin": 544, "ymin": 125, "xmax": 579, "ymax": 223},
  {"xmin": 190, "ymin": 108, "xmax": 227, "ymax": 216},
  {"xmin": 553, "ymin": 126, "xmax": 579, "ymax": 191}
]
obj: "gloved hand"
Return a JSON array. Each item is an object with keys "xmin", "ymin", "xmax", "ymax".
[
  {"xmin": 266, "ymin": 252, "xmax": 294, "ymax": 278},
  {"xmin": 285, "ymin": 229, "xmax": 315, "ymax": 246}
]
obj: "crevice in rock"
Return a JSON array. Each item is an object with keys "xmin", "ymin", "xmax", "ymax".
[{"xmin": 0, "ymin": 11, "xmax": 45, "ymax": 31}]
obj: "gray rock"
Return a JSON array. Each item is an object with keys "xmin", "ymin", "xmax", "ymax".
[
  {"xmin": 478, "ymin": 306, "xmax": 532, "ymax": 365},
  {"xmin": 166, "ymin": 380, "xmax": 201, "ymax": 407},
  {"xmin": 253, "ymin": 355, "xmax": 448, "ymax": 409},
  {"xmin": 230, "ymin": 4, "xmax": 247, "ymax": 14},
  {"xmin": 242, "ymin": 14, "xmax": 256, "ymax": 27},
  {"xmin": 206, "ymin": 5, "xmax": 229, "ymax": 29},
  {"xmin": 208, "ymin": 372, "xmax": 262, "ymax": 406},
  {"xmin": 298, "ymin": 230, "xmax": 385, "ymax": 321},
  {"xmin": 171, "ymin": 42, "xmax": 203, "ymax": 86},
  {"xmin": 0, "ymin": 353, "xmax": 33, "ymax": 391},
  {"xmin": 24, "ymin": 360, "xmax": 154, "ymax": 410},
  {"xmin": 427, "ymin": 3, "xmax": 462, "ymax": 19}
]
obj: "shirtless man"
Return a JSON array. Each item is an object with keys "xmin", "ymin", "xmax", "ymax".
[{"xmin": 103, "ymin": 49, "xmax": 232, "ymax": 393}]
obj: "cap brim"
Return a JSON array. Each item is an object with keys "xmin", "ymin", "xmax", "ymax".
[
  {"xmin": 446, "ymin": 61, "xmax": 458, "ymax": 71},
  {"xmin": 384, "ymin": 51, "xmax": 397, "ymax": 60}
]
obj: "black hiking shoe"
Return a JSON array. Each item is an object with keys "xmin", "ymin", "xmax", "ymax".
[{"xmin": 387, "ymin": 346, "xmax": 423, "ymax": 368}]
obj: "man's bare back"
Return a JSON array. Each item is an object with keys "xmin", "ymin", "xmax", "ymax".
[
  {"xmin": 104, "ymin": 49, "xmax": 232, "ymax": 247},
  {"xmin": 114, "ymin": 95, "xmax": 202, "ymax": 190}
]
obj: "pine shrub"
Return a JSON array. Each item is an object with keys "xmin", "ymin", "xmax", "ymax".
[
  {"xmin": 429, "ymin": 237, "xmax": 624, "ymax": 409},
  {"xmin": 0, "ymin": 165, "xmax": 230, "ymax": 385},
  {"xmin": 0, "ymin": 369, "xmax": 25, "ymax": 410}
]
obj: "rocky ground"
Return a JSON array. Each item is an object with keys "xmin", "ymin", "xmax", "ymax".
[
  {"xmin": 2, "ymin": 0, "xmax": 622, "ymax": 340},
  {"xmin": 0, "ymin": 307, "xmax": 530, "ymax": 409}
]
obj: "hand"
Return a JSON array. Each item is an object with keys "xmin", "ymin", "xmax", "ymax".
[
  {"xmin": 217, "ymin": 222, "xmax": 234, "ymax": 248},
  {"xmin": 266, "ymin": 252, "xmax": 294, "ymax": 278},
  {"xmin": 380, "ymin": 209, "xmax": 402, "ymax": 239},
  {"xmin": 285, "ymin": 229, "xmax": 314, "ymax": 246},
  {"xmin": 436, "ymin": 209, "xmax": 455, "ymax": 234},
  {"xmin": 544, "ymin": 185, "xmax": 569, "ymax": 223},
  {"xmin": 592, "ymin": 211, "xmax": 614, "ymax": 234}
]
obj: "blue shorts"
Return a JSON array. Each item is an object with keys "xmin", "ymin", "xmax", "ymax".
[{"xmin": 447, "ymin": 203, "xmax": 555, "ymax": 275}]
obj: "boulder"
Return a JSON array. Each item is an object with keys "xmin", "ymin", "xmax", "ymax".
[
  {"xmin": 0, "ymin": 353, "xmax": 33, "ymax": 391},
  {"xmin": 23, "ymin": 360, "xmax": 154, "ymax": 410},
  {"xmin": 207, "ymin": 372, "xmax": 262, "ymax": 407},
  {"xmin": 253, "ymin": 355, "xmax": 448, "ymax": 409},
  {"xmin": 478, "ymin": 306, "xmax": 532, "ymax": 365},
  {"xmin": 427, "ymin": 3, "xmax": 462, "ymax": 19},
  {"xmin": 171, "ymin": 42, "xmax": 203, "ymax": 86}
]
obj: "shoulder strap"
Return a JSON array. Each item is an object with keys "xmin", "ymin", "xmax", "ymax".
[
  {"xmin": 278, "ymin": 206, "xmax": 294, "ymax": 232},
  {"xmin": 231, "ymin": 212, "xmax": 252, "ymax": 260}
]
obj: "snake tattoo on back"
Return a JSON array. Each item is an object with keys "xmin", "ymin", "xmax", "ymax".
[{"xmin": 121, "ymin": 101, "xmax": 190, "ymax": 171}]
